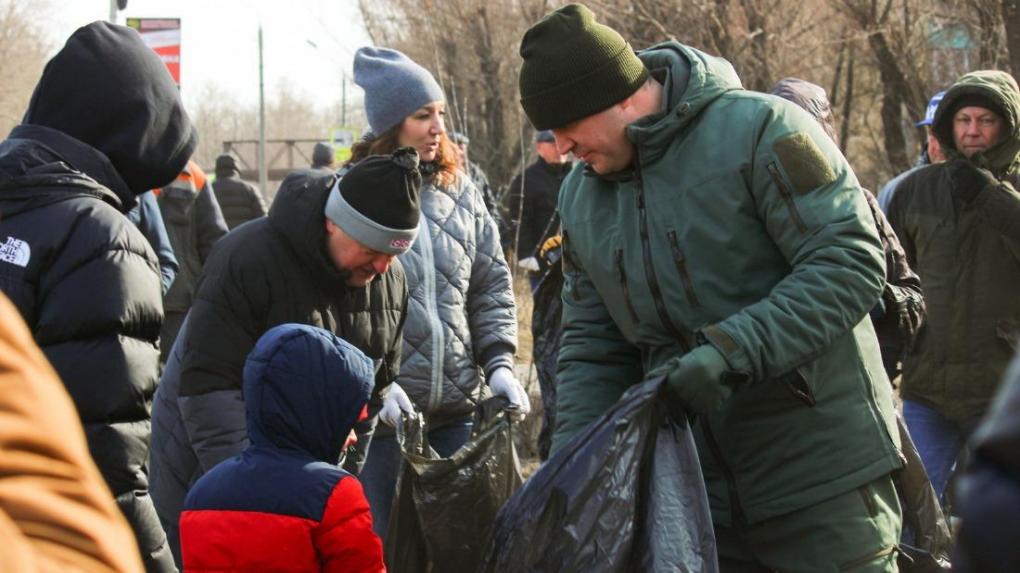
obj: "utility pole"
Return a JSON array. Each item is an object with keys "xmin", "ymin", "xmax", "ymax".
[
  {"xmin": 341, "ymin": 71, "xmax": 347, "ymax": 127},
  {"xmin": 109, "ymin": 0, "xmax": 126, "ymax": 23},
  {"xmin": 258, "ymin": 25, "xmax": 268, "ymax": 198}
]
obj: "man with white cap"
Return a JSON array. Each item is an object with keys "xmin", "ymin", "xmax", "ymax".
[{"xmin": 150, "ymin": 148, "xmax": 422, "ymax": 565}]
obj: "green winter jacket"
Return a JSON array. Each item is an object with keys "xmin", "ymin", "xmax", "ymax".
[
  {"xmin": 554, "ymin": 42, "xmax": 902, "ymax": 527},
  {"xmin": 887, "ymin": 71, "xmax": 1020, "ymax": 424}
]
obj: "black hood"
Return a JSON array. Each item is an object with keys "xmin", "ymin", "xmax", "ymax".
[{"xmin": 22, "ymin": 21, "xmax": 197, "ymax": 203}]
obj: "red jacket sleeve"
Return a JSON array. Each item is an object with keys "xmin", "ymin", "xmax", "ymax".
[{"xmin": 314, "ymin": 476, "xmax": 386, "ymax": 573}]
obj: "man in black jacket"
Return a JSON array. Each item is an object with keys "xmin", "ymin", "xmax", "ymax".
[
  {"xmin": 212, "ymin": 152, "xmax": 266, "ymax": 230},
  {"xmin": 150, "ymin": 149, "xmax": 421, "ymax": 565},
  {"xmin": 0, "ymin": 22, "xmax": 196, "ymax": 572},
  {"xmin": 503, "ymin": 129, "xmax": 572, "ymax": 288}
]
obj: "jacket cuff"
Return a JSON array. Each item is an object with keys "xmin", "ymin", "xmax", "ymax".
[
  {"xmin": 699, "ymin": 324, "xmax": 754, "ymax": 379},
  {"xmin": 482, "ymin": 348, "xmax": 515, "ymax": 380}
]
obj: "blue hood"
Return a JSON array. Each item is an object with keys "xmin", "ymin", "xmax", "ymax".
[{"xmin": 243, "ymin": 324, "xmax": 374, "ymax": 463}]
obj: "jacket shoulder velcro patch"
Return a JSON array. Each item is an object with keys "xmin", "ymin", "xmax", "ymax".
[{"xmin": 773, "ymin": 132, "xmax": 837, "ymax": 195}]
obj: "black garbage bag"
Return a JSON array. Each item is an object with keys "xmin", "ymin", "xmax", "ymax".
[
  {"xmin": 478, "ymin": 375, "xmax": 718, "ymax": 573},
  {"xmin": 385, "ymin": 397, "xmax": 523, "ymax": 572},
  {"xmin": 895, "ymin": 414, "xmax": 953, "ymax": 572},
  {"xmin": 531, "ymin": 242, "xmax": 564, "ymax": 461}
]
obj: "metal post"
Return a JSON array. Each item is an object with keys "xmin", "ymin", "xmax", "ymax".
[
  {"xmin": 258, "ymin": 25, "xmax": 268, "ymax": 198},
  {"xmin": 109, "ymin": 0, "xmax": 118, "ymax": 23},
  {"xmin": 341, "ymin": 71, "xmax": 347, "ymax": 127}
]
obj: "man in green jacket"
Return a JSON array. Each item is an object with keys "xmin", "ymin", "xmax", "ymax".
[
  {"xmin": 518, "ymin": 5, "xmax": 903, "ymax": 570},
  {"xmin": 887, "ymin": 71, "xmax": 1020, "ymax": 503}
]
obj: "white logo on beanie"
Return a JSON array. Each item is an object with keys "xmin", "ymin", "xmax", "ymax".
[
  {"xmin": 390, "ymin": 238, "xmax": 412, "ymax": 250},
  {"xmin": 0, "ymin": 236, "xmax": 30, "ymax": 267}
]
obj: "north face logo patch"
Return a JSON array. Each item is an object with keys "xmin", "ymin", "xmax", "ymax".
[{"xmin": 0, "ymin": 236, "xmax": 30, "ymax": 267}]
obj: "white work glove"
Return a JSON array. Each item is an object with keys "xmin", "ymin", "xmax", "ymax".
[
  {"xmin": 379, "ymin": 383, "xmax": 416, "ymax": 427},
  {"xmin": 488, "ymin": 367, "xmax": 531, "ymax": 418},
  {"xmin": 517, "ymin": 257, "xmax": 540, "ymax": 273}
]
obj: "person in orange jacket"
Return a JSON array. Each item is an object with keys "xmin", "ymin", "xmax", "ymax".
[{"xmin": 0, "ymin": 291, "xmax": 144, "ymax": 573}]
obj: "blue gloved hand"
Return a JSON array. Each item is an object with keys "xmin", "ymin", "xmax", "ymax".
[{"xmin": 649, "ymin": 345, "xmax": 746, "ymax": 418}]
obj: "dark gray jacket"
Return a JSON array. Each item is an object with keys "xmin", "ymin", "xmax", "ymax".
[
  {"xmin": 157, "ymin": 162, "xmax": 228, "ymax": 316},
  {"xmin": 212, "ymin": 165, "xmax": 266, "ymax": 230}
]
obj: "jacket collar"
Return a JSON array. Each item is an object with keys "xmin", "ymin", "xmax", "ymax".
[{"xmin": 7, "ymin": 124, "xmax": 135, "ymax": 211}]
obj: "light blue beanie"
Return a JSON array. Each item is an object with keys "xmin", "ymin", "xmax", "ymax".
[{"xmin": 354, "ymin": 47, "xmax": 446, "ymax": 135}]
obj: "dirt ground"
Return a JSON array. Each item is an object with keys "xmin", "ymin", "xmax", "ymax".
[{"xmin": 508, "ymin": 272, "xmax": 545, "ymax": 478}]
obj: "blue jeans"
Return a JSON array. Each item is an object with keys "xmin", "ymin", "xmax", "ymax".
[
  {"xmin": 360, "ymin": 419, "xmax": 473, "ymax": 541},
  {"xmin": 902, "ymin": 400, "xmax": 976, "ymax": 503}
]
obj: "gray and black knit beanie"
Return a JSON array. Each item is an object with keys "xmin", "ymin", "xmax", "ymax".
[
  {"xmin": 518, "ymin": 4, "xmax": 648, "ymax": 130},
  {"xmin": 324, "ymin": 147, "xmax": 423, "ymax": 255}
]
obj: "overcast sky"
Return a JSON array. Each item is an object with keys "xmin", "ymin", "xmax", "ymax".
[{"xmin": 44, "ymin": 0, "xmax": 372, "ymax": 110}]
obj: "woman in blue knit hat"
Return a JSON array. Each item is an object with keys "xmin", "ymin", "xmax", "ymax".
[{"xmin": 349, "ymin": 46, "xmax": 526, "ymax": 541}]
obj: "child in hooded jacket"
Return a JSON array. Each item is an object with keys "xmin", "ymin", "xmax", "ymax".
[{"xmin": 179, "ymin": 323, "xmax": 384, "ymax": 572}]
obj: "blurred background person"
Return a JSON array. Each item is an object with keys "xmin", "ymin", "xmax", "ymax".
[
  {"xmin": 212, "ymin": 152, "xmax": 266, "ymax": 230},
  {"xmin": 503, "ymin": 129, "xmax": 572, "ymax": 291}
]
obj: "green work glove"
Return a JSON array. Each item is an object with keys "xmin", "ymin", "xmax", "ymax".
[{"xmin": 649, "ymin": 345, "xmax": 744, "ymax": 419}]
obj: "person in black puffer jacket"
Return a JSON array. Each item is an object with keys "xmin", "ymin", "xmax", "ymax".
[
  {"xmin": 212, "ymin": 152, "xmax": 266, "ymax": 230},
  {"xmin": 150, "ymin": 149, "xmax": 420, "ymax": 566},
  {"xmin": 0, "ymin": 22, "xmax": 197, "ymax": 573}
]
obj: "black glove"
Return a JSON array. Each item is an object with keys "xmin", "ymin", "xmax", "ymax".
[
  {"xmin": 881, "ymin": 284, "xmax": 925, "ymax": 350},
  {"xmin": 947, "ymin": 159, "xmax": 998, "ymax": 204}
]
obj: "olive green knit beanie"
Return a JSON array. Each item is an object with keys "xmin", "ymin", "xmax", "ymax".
[{"xmin": 518, "ymin": 4, "xmax": 649, "ymax": 130}]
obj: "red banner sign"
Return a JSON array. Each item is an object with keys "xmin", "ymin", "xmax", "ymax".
[{"xmin": 126, "ymin": 18, "xmax": 181, "ymax": 86}]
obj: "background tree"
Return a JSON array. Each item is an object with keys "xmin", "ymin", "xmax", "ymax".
[
  {"xmin": 0, "ymin": 0, "xmax": 51, "ymax": 137},
  {"xmin": 357, "ymin": 0, "xmax": 1014, "ymax": 192}
]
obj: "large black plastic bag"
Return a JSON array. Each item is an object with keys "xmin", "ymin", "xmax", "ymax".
[
  {"xmin": 385, "ymin": 397, "xmax": 523, "ymax": 572},
  {"xmin": 479, "ymin": 376, "xmax": 718, "ymax": 573},
  {"xmin": 895, "ymin": 414, "xmax": 952, "ymax": 572}
]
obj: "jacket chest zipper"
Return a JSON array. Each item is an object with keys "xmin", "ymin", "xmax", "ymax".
[
  {"xmin": 635, "ymin": 167, "xmax": 692, "ymax": 353},
  {"xmin": 417, "ymin": 217, "xmax": 445, "ymax": 412},
  {"xmin": 666, "ymin": 230, "xmax": 701, "ymax": 308},
  {"xmin": 615, "ymin": 249, "xmax": 640, "ymax": 323},
  {"xmin": 635, "ymin": 158, "xmax": 739, "ymax": 520},
  {"xmin": 767, "ymin": 162, "xmax": 808, "ymax": 233}
]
